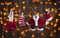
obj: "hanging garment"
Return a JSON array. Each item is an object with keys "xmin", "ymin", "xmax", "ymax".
[
  {"xmin": 19, "ymin": 16, "xmax": 25, "ymax": 26},
  {"xmin": 28, "ymin": 15, "xmax": 46, "ymax": 29},
  {"xmin": 6, "ymin": 21, "xmax": 16, "ymax": 31},
  {"xmin": 27, "ymin": 12, "xmax": 52, "ymax": 31},
  {"xmin": 6, "ymin": 11, "xmax": 16, "ymax": 31},
  {"xmin": 44, "ymin": 12, "xmax": 53, "ymax": 25}
]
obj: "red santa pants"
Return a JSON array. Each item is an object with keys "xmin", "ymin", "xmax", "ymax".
[{"xmin": 6, "ymin": 21, "xmax": 16, "ymax": 31}]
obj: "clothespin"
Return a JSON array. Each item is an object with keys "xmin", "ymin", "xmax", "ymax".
[
  {"xmin": 22, "ymin": 12, "xmax": 24, "ymax": 16},
  {"xmin": 9, "ymin": 11, "xmax": 14, "ymax": 21}
]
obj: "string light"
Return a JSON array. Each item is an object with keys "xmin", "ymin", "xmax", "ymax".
[
  {"xmin": 54, "ymin": 30, "xmax": 56, "ymax": 33},
  {"xmin": 51, "ymin": 8, "xmax": 54, "ymax": 12},
  {"xmin": 15, "ymin": 3, "xmax": 19, "ymax": 8},
  {"xmin": 4, "ymin": 17, "xmax": 7, "ymax": 20},
  {"xmin": 6, "ymin": 3, "xmax": 10, "ymax": 6},
  {"xmin": 16, "ymin": 4, "xmax": 19, "ymax": 8},
  {"xmin": 58, "ymin": 13, "xmax": 60, "ymax": 16},
  {"xmin": 2, "ymin": 35, "xmax": 4, "ymax": 38},
  {"xmin": 32, "ymin": 34, "xmax": 35, "ymax": 38},
  {"xmin": 9, "ymin": 2, "xmax": 12, "ymax": 5},
  {"xmin": 3, "ymin": 8, "xmax": 6, "ymax": 11},
  {"xmin": 58, "ymin": 28, "xmax": 60, "ymax": 31},
  {"xmin": 27, "ymin": 28, "xmax": 30, "ymax": 32},
  {"xmin": 1, "ymin": 21, "xmax": 3, "ymax": 24},
  {"xmin": 54, "ymin": 3, "xmax": 57, "ymax": 6},
  {"xmin": 10, "ymin": 8, "xmax": 15, "ymax": 11},
  {"xmin": 32, "ymin": 0, "xmax": 35, "ymax": 3},
  {"xmin": 18, "ymin": 10, "xmax": 21, "ymax": 13},
  {"xmin": 21, "ymin": 31, "xmax": 25, "ymax": 35},
  {"xmin": 0, "ymin": 17, "xmax": 2, "ymax": 20},
  {"xmin": 50, "ymin": 33, "xmax": 53, "ymax": 37},
  {"xmin": 23, "ymin": 6, "xmax": 26, "ymax": 10},
  {"xmin": 45, "ymin": 8, "xmax": 48, "ymax": 11},
  {"xmin": 5, "ymin": 2, "xmax": 7, "ymax": 5},
  {"xmin": 47, "ymin": 0, "xmax": 50, "ymax": 1},
  {"xmin": 55, "ymin": 10, "xmax": 58, "ymax": 13},
  {"xmin": 51, "ymin": 22, "xmax": 54, "ymax": 25},
  {"xmin": 49, "ymin": 2, "xmax": 52, "ymax": 4},
  {"xmin": 40, "ymin": 14, "xmax": 43, "ymax": 17},
  {"xmin": 45, "ymin": 2, "xmax": 49, "ymax": 4},
  {"xmin": 4, "ymin": 23, "xmax": 6, "ymax": 27},
  {"xmin": 14, "ymin": 17, "xmax": 18, "ymax": 22},
  {"xmin": 3, "ymin": 12, "xmax": 7, "ymax": 16},
  {"xmin": 1, "ymin": 2, "xmax": 4, "ymax": 5},
  {"xmin": 54, "ymin": 23, "xmax": 57, "ymax": 27},
  {"xmin": 28, "ymin": 13, "xmax": 32, "ymax": 18},
  {"xmin": 0, "ymin": 11, "xmax": 2, "ymax": 14},
  {"xmin": 17, "ymin": 27, "xmax": 19, "ymax": 31},
  {"xmin": 22, "ymin": 1, "xmax": 25, "ymax": 4},
  {"xmin": 25, "ymin": 29, "xmax": 28, "ymax": 32},
  {"xmin": 55, "ymin": 19, "xmax": 59, "ymax": 23},
  {"xmin": 34, "ymin": 6, "xmax": 37, "ymax": 9},
  {"xmin": 5, "ymin": 30, "xmax": 8, "ymax": 33},
  {"xmin": 41, "ymin": 33, "xmax": 44, "ymax": 37},
  {"xmin": 19, "ymin": 37, "xmax": 22, "ymax": 38},
  {"xmin": 45, "ymin": 26, "xmax": 50, "ymax": 29},
  {"xmin": 12, "ymin": 33, "xmax": 15, "ymax": 36},
  {"xmin": 40, "ymin": 1, "xmax": 43, "ymax": 4},
  {"xmin": 15, "ymin": 10, "xmax": 18, "ymax": 13}
]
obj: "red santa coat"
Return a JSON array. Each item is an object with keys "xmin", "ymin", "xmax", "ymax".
[
  {"xmin": 28, "ymin": 17, "xmax": 46, "ymax": 29},
  {"xmin": 27, "ymin": 13, "xmax": 52, "ymax": 29},
  {"xmin": 6, "ymin": 21, "xmax": 16, "ymax": 31}
]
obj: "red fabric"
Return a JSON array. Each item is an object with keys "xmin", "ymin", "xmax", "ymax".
[
  {"xmin": 6, "ymin": 21, "xmax": 16, "ymax": 31},
  {"xmin": 45, "ymin": 14, "xmax": 51, "ymax": 19},
  {"xmin": 19, "ymin": 16, "xmax": 25, "ymax": 26},
  {"xmin": 28, "ymin": 18, "xmax": 46, "ymax": 29}
]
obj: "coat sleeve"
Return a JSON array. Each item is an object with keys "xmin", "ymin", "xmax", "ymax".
[
  {"xmin": 39, "ymin": 18, "xmax": 46, "ymax": 24},
  {"xmin": 45, "ymin": 13, "xmax": 53, "ymax": 25},
  {"xmin": 26, "ymin": 19, "xmax": 32, "ymax": 25},
  {"xmin": 44, "ymin": 12, "xmax": 53, "ymax": 21}
]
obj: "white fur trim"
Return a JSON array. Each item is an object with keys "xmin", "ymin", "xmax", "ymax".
[
  {"xmin": 45, "ymin": 17, "xmax": 52, "ymax": 25},
  {"xmin": 47, "ymin": 17, "xmax": 52, "ymax": 21},
  {"xmin": 30, "ymin": 28, "xmax": 36, "ymax": 31},
  {"xmin": 26, "ymin": 22, "xmax": 30, "ymax": 25},
  {"xmin": 37, "ymin": 28, "xmax": 44, "ymax": 31},
  {"xmin": 33, "ymin": 15, "xmax": 39, "ymax": 26},
  {"xmin": 45, "ymin": 21, "xmax": 49, "ymax": 25}
]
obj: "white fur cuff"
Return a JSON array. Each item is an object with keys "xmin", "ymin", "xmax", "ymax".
[
  {"xmin": 47, "ymin": 17, "xmax": 52, "ymax": 21},
  {"xmin": 37, "ymin": 28, "xmax": 44, "ymax": 31},
  {"xmin": 30, "ymin": 28, "xmax": 36, "ymax": 31}
]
